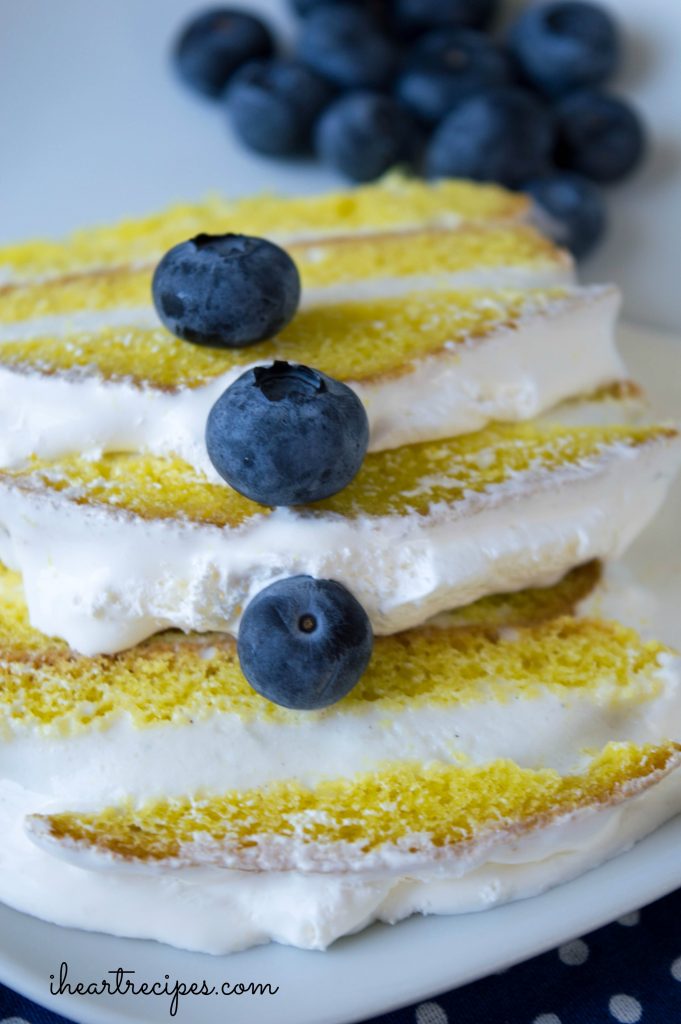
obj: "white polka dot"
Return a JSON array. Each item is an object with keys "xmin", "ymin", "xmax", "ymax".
[
  {"xmin": 558, "ymin": 938, "xmax": 589, "ymax": 965},
  {"xmin": 609, "ymin": 994, "xmax": 642, "ymax": 1023},
  {"xmin": 617, "ymin": 910, "xmax": 640, "ymax": 927},
  {"xmin": 415, "ymin": 1002, "xmax": 448, "ymax": 1024},
  {"xmin": 0, "ymin": 1018, "xmax": 32, "ymax": 1024},
  {"xmin": 534, "ymin": 1015, "xmax": 562, "ymax": 1024},
  {"xmin": 671, "ymin": 955, "xmax": 681, "ymax": 981}
]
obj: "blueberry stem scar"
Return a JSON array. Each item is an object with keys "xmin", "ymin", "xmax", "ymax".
[{"xmin": 253, "ymin": 361, "xmax": 326, "ymax": 402}]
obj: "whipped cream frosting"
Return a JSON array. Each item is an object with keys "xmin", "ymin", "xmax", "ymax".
[
  {"xmin": 0, "ymin": 433, "xmax": 677, "ymax": 655},
  {"xmin": 1, "ymin": 185, "xmax": 678, "ymax": 959},
  {"xmin": 0, "ymin": 629, "xmax": 679, "ymax": 952},
  {"xmin": 0, "ymin": 750, "xmax": 679, "ymax": 953},
  {"xmin": 0, "ymin": 282, "xmax": 613, "ymax": 474},
  {"xmin": 5, "ymin": 653, "xmax": 680, "ymax": 801}
]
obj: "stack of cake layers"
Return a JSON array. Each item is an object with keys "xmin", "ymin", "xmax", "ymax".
[{"xmin": 0, "ymin": 176, "xmax": 679, "ymax": 953}]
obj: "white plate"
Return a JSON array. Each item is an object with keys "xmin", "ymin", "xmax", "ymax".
[{"xmin": 0, "ymin": 323, "xmax": 678, "ymax": 1024}]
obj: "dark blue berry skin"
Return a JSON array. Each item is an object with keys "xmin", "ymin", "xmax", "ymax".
[
  {"xmin": 152, "ymin": 235, "xmax": 300, "ymax": 348},
  {"xmin": 226, "ymin": 59, "xmax": 335, "ymax": 156},
  {"xmin": 316, "ymin": 92, "xmax": 418, "ymax": 182},
  {"xmin": 291, "ymin": 0, "xmax": 385, "ymax": 17},
  {"xmin": 527, "ymin": 172, "xmax": 606, "ymax": 258},
  {"xmin": 206, "ymin": 361, "xmax": 369, "ymax": 505},
  {"xmin": 238, "ymin": 576, "xmax": 373, "ymax": 710},
  {"xmin": 508, "ymin": 2, "xmax": 619, "ymax": 99},
  {"xmin": 426, "ymin": 87, "xmax": 554, "ymax": 187},
  {"xmin": 297, "ymin": 6, "xmax": 399, "ymax": 91},
  {"xmin": 554, "ymin": 90, "xmax": 646, "ymax": 184},
  {"xmin": 396, "ymin": 29, "xmax": 511, "ymax": 124},
  {"xmin": 173, "ymin": 8, "xmax": 275, "ymax": 99},
  {"xmin": 291, "ymin": 0, "xmax": 346, "ymax": 13},
  {"xmin": 393, "ymin": 0, "xmax": 498, "ymax": 35}
]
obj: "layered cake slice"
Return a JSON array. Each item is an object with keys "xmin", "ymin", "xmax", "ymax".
[
  {"xmin": 0, "ymin": 221, "xmax": 572, "ymax": 336},
  {"xmin": 0, "ymin": 174, "xmax": 678, "ymax": 960},
  {"xmin": 0, "ymin": 417, "xmax": 677, "ymax": 654},
  {"xmin": 0, "ymin": 192, "xmax": 607, "ymax": 472},
  {"xmin": 0, "ymin": 565, "xmax": 678, "ymax": 951},
  {"xmin": 0, "ymin": 284, "xmax": 621, "ymax": 470},
  {"xmin": 0, "ymin": 175, "xmax": 530, "ymax": 286}
]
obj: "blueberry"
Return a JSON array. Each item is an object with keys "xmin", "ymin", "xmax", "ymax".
[
  {"xmin": 173, "ymin": 8, "xmax": 275, "ymax": 99},
  {"xmin": 554, "ymin": 90, "xmax": 646, "ymax": 184},
  {"xmin": 290, "ymin": 0, "xmax": 345, "ymax": 13},
  {"xmin": 426, "ymin": 87, "xmax": 554, "ymax": 187},
  {"xmin": 206, "ymin": 361, "xmax": 369, "ymax": 505},
  {"xmin": 226, "ymin": 59, "xmax": 335, "ymax": 156},
  {"xmin": 393, "ymin": 0, "xmax": 499, "ymax": 35},
  {"xmin": 238, "ymin": 576, "xmax": 373, "ymax": 710},
  {"xmin": 527, "ymin": 172, "xmax": 606, "ymax": 258},
  {"xmin": 290, "ymin": 0, "xmax": 338, "ymax": 13},
  {"xmin": 152, "ymin": 235, "xmax": 300, "ymax": 348},
  {"xmin": 396, "ymin": 29, "xmax": 511, "ymax": 124},
  {"xmin": 316, "ymin": 92, "xmax": 418, "ymax": 182},
  {"xmin": 297, "ymin": 6, "xmax": 398, "ymax": 91},
  {"xmin": 508, "ymin": 2, "xmax": 619, "ymax": 99},
  {"xmin": 291, "ymin": 0, "xmax": 384, "ymax": 17}
]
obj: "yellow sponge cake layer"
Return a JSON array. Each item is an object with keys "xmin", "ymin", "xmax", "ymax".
[
  {"xmin": 0, "ymin": 288, "xmax": 590, "ymax": 390},
  {"xmin": 0, "ymin": 223, "xmax": 571, "ymax": 329},
  {"xmin": 2, "ymin": 549, "xmax": 679, "ymax": 943},
  {"xmin": 5, "ymin": 562, "xmax": 670, "ymax": 736},
  {"xmin": 0, "ymin": 421, "xmax": 677, "ymax": 655},
  {"xmin": 0, "ymin": 283, "xmax": 622, "ymax": 472},
  {"xmin": 291, "ymin": 223, "xmax": 568, "ymax": 293},
  {"xmin": 2, "ymin": 423, "xmax": 670, "ymax": 527},
  {"xmin": 0, "ymin": 193, "xmax": 603, "ymax": 477},
  {"xmin": 315, "ymin": 423, "xmax": 671, "ymax": 519},
  {"xmin": 26, "ymin": 743, "xmax": 681, "ymax": 873},
  {"xmin": 0, "ymin": 177, "xmax": 529, "ymax": 285}
]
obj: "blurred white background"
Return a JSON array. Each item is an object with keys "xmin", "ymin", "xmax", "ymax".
[{"xmin": 0, "ymin": 0, "xmax": 679, "ymax": 329}]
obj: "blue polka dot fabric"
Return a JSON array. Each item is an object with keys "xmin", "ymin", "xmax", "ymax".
[{"xmin": 1, "ymin": 887, "xmax": 680, "ymax": 1024}]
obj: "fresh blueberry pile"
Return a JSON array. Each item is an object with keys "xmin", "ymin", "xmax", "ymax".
[{"xmin": 172, "ymin": 0, "xmax": 648, "ymax": 258}]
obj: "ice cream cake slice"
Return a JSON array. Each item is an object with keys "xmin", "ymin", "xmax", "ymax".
[
  {"xmin": 0, "ymin": 175, "xmax": 530, "ymax": 286},
  {"xmin": 0, "ymin": 419, "xmax": 677, "ymax": 655},
  {"xmin": 0, "ymin": 564, "xmax": 677, "ymax": 952},
  {"xmin": 0, "ymin": 285, "xmax": 621, "ymax": 471},
  {"xmin": 0, "ymin": 221, "xmax": 573, "ymax": 336}
]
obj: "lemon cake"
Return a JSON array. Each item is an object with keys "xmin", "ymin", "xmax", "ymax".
[
  {"xmin": 0, "ymin": 416, "xmax": 677, "ymax": 654},
  {"xmin": 0, "ymin": 199, "xmax": 607, "ymax": 472},
  {"xmin": 0, "ymin": 564, "xmax": 678, "ymax": 952},
  {"xmin": 0, "ymin": 221, "xmax": 572, "ymax": 333},
  {"xmin": 0, "ymin": 281, "xmax": 623, "ymax": 472},
  {"xmin": 0, "ymin": 175, "xmax": 530, "ymax": 286},
  {"xmin": 0, "ymin": 176, "xmax": 679, "ymax": 959}
]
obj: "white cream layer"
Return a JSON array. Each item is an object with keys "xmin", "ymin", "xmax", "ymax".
[
  {"xmin": 1, "ymin": 584, "xmax": 679, "ymax": 952},
  {"xmin": 2, "ymin": 653, "xmax": 679, "ymax": 803},
  {"xmin": 0, "ymin": 435, "xmax": 678, "ymax": 655},
  {"xmin": 0, "ymin": 286, "xmax": 620, "ymax": 472},
  {"xmin": 0, "ymin": 768, "xmax": 679, "ymax": 953}
]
